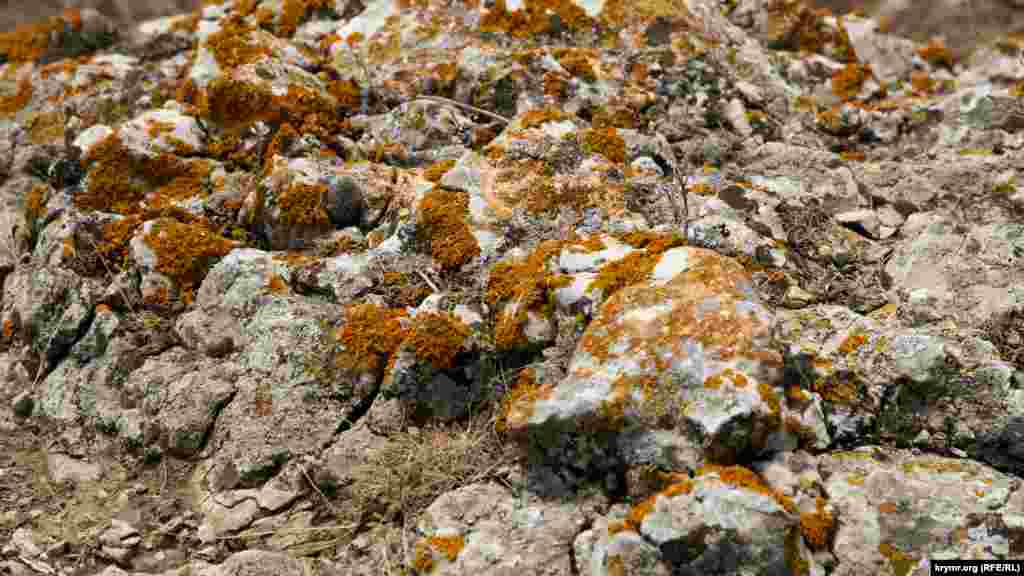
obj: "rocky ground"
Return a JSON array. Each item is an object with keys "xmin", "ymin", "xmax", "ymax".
[
  {"xmin": 1, "ymin": 0, "xmax": 1024, "ymax": 575},
  {"xmin": 0, "ymin": 1, "xmax": 201, "ymax": 34}
]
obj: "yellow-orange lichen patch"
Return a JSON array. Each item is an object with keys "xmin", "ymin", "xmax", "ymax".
[
  {"xmin": 910, "ymin": 71, "xmax": 935, "ymax": 94},
  {"xmin": 592, "ymin": 106, "xmax": 639, "ymax": 130},
  {"xmin": 553, "ymin": 48, "xmax": 598, "ymax": 82},
  {"xmin": 24, "ymin": 183, "xmax": 48, "ymax": 222},
  {"xmin": 496, "ymin": 367, "xmax": 556, "ymax": 434},
  {"xmin": 422, "ymin": 159, "xmax": 457, "ymax": 183},
  {"xmin": 838, "ymin": 331, "xmax": 868, "ymax": 355},
  {"xmin": 417, "ymin": 187, "xmax": 480, "ymax": 271},
  {"xmin": 831, "ymin": 63, "xmax": 872, "ymax": 101},
  {"xmin": 878, "ymin": 542, "xmax": 917, "ymax": 576},
  {"xmin": 277, "ymin": 182, "xmax": 330, "ymax": 226},
  {"xmin": 766, "ymin": 0, "xmax": 856, "ymax": 61},
  {"xmin": 519, "ymin": 106, "xmax": 571, "ymax": 129},
  {"xmin": 265, "ymin": 273, "xmax": 290, "ymax": 295},
  {"xmin": 917, "ymin": 38, "xmax": 954, "ymax": 68},
  {"xmin": 486, "ymin": 239, "xmax": 571, "ymax": 350},
  {"xmin": 276, "ymin": 0, "xmax": 333, "ymax": 37},
  {"xmin": 704, "ymin": 368, "xmax": 750, "ymax": 390},
  {"xmin": 0, "ymin": 78, "xmax": 33, "ymax": 117},
  {"xmin": 587, "ymin": 233, "xmax": 684, "ymax": 298},
  {"xmin": 0, "ymin": 17, "xmax": 62, "ymax": 62},
  {"xmin": 80, "ymin": 130, "xmax": 215, "ymax": 215},
  {"xmin": 406, "ymin": 311, "xmax": 470, "ymax": 370},
  {"xmin": 543, "ymin": 72, "xmax": 568, "ymax": 98},
  {"xmin": 413, "ymin": 534, "xmax": 465, "ymax": 572},
  {"xmin": 326, "ymin": 77, "xmax": 363, "ymax": 110},
  {"xmin": 580, "ymin": 126, "xmax": 626, "ymax": 164},
  {"xmin": 480, "ymin": 0, "xmax": 596, "ymax": 38},
  {"xmin": 697, "ymin": 465, "xmax": 797, "ymax": 514},
  {"xmin": 335, "ymin": 303, "xmax": 408, "ymax": 373},
  {"xmin": 198, "ymin": 77, "xmax": 277, "ymax": 131},
  {"xmin": 142, "ymin": 219, "xmax": 237, "ymax": 301},
  {"xmin": 264, "ymin": 123, "xmax": 299, "ymax": 169},
  {"xmin": 800, "ymin": 496, "xmax": 835, "ymax": 551},
  {"xmin": 78, "ymin": 134, "xmax": 147, "ymax": 213},
  {"xmin": 613, "ymin": 478, "xmax": 693, "ymax": 535},
  {"xmin": 205, "ymin": 16, "xmax": 269, "ymax": 70}
]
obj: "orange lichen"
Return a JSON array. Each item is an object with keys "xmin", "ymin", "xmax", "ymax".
[
  {"xmin": 486, "ymin": 239, "xmax": 570, "ymax": 350},
  {"xmin": 142, "ymin": 219, "xmax": 237, "ymax": 301},
  {"xmin": 406, "ymin": 311, "xmax": 470, "ymax": 370},
  {"xmin": 543, "ymin": 72, "xmax": 568, "ymax": 98},
  {"xmin": 24, "ymin": 184, "xmax": 48, "ymax": 221},
  {"xmin": 580, "ymin": 126, "xmax": 627, "ymax": 164},
  {"xmin": 277, "ymin": 182, "xmax": 330, "ymax": 226},
  {"xmin": 704, "ymin": 368, "xmax": 750, "ymax": 389},
  {"xmin": 417, "ymin": 187, "xmax": 480, "ymax": 270},
  {"xmin": 615, "ymin": 478, "xmax": 693, "ymax": 534},
  {"xmin": 697, "ymin": 465, "xmax": 797, "ymax": 514},
  {"xmin": 587, "ymin": 233, "xmax": 684, "ymax": 298},
  {"xmin": 910, "ymin": 71, "xmax": 935, "ymax": 94},
  {"xmin": 205, "ymin": 16, "xmax": 269, "ymax": 70},
  {"xmin": 170, "ymin": 12, "xmax": 201, "ymax": 34},
  {"xmin": 422, "ymin": 159, "xmax": 457, "ymax": 183},
  {"xmin": 79, "ymin": 133, "xmax": 212, "ymax": 214},
  {"xmin": 480, "ymin": 0, "xmax": 595, "ymax": 38},
  {"xmin": 265, "ymin": 273, "xmax": 290, "ymax": 295},
  {"xmin": 519, "ymin": 106, "xmax": 571, "ymax": 129},
  {"xmin": 326, "ymin": 77, "xmax": 363, "ymax": 110},
  {"xmin": 917, "ymin": 39, "xmax": 954, "ymax": 68},
  {"xmin": 2, "ymin": 318, "xmax": 15, "ymax": 340},
  {"xmin": 800, "ymin": 496, "xmax": 835, "ymax": 550},
  {"xmin": 264, "ymin": 123, "xmax": 299, "ymax": 170},
  {"xmin": 838, "ymin": 332, "xmax": 868, "ymax": 355},
  {"xmin": 831, "ymin": 63, "xmax": 872, "ymax": 101},
  {"xmin": 553, "ymin": 48, "xmax": 597, "ymax": 81},
  {"xmin": 592, "ymin": 106, "xmax": 639, "ymax": 130},
  {"xmin": 335, "ymin": 303, "xmax": 408, "ymax": 373},
  {"xmin": 496, "ymin": 368, "xmax": 555, "ymax": 434},
  {"xmin": 0, "ymin": 17, "xmax": 61, "ymax": 62},
  {"xmin": 278, "ymin": 0, "xmax": 333, "ymax": 37},
  {"xmin": 0, "ymin": 78, "xmax": 33, "ymax": 116},
  {"xmin": 413, "ymin": 534, "xmax": 465, "ymax": 572},
  {"xmin": 878, "ymin": 542, "xmax": 917, "ymax": 576},
  {"xmin": 767, "ymin": 0, "xmax": 856, "ymax": 61}
]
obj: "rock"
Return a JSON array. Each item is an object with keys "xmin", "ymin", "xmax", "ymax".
[{"xmin": 46, "ymin": 453, "xmax": 101, "ymax": 484}]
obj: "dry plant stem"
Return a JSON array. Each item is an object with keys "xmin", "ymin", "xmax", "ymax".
[
  {"xmin": 301, "ymin": 464, "xmax": 343, "ymax": 519},
  {"xmin": 215, "ymin": 524, "xmax": 357, "ymax": 540},
  {"xmin": 411, "ymin": 95, "xmax": 511, "ymax": 124},
  {"xmin": 672, "ymin": 164, "xmax": 690, "ymax": 242},
  {"xmin": 416, "ymin": 269, "xmax": 440, "ymax": 293},
  {"xmin": 81, "ymin": 233, "xmax": 138, "ymax": 316}
]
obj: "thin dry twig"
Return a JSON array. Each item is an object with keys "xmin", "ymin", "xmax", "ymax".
[
  {"xmin": 410, "ymin": 95, "xmax": 511, "ymax": 124},
  {"xmin": 301, "ymin": 464, "xmax": 342, "ymax": 519},
  {"xmin": 671, "ymin": 163, "xmax": 690, "ymax": 242},
  {"xmin": 415, "ymin": 269, "xmax": 440, "ymax": 294},
  {"xmin": 79, "ymin": 233, "xmax": 138, "ymax": 316}
]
